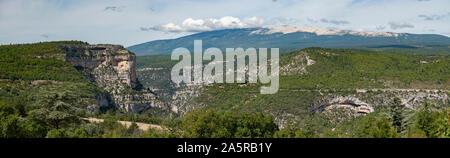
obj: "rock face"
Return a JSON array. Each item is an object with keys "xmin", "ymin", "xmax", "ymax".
[
  {"xmin": 62, "ymin": 45, "xmax": 137, "ymax": 88},
  {"xmin": 61, "ymin": 44, "xmax": 166, "ymax": 113},
  {"xmin": 280, "ymin": 51, "xmax": 315, "ymax": 75},
  {"xmin": 113, "ymin": 93, "xmax": 162, "ymax": 113},
  {"xmin": 311, "ymin": 96, "xmax": 374, "ymax": 115}
]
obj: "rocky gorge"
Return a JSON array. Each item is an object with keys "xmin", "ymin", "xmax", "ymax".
[
  {"xmin": 60, "ymin": 44, "xmax": 167, "ymax": 113},
  {"xmin": 56, "ymin": 44, "xmax": 449, "ymax": 128}
]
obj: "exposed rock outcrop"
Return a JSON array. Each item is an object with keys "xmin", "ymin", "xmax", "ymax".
[
  {"xmin": 86, "ymin": 92, "xmax": 111, "ymax": 113},
  {"xmin": 61, "ymin": 44, "xmax": 167, "ymax": 113},
  {"xmin": 61, "ymin": 44, "xmax": 137, "ymax": 88},
  {"xmin": 308, "ymin": 91, "xmax": 449, "ymax": 122},
  {"xmin": 280, "ymin": 51, "xmax": 315, "ymax": 75},
  {"xmin": 114, "ymin": 93, "xmax": 165, "ymax": 113},
  {"xmin": 359, "ymin": 90, "xmax": 449, "ymax": 110},
  {"xmin": 311, "ymin": 96, "xmax": 374, "ymax": 115}
]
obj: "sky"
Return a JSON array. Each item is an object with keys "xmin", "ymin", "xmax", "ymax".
[{"xmin": 0, "ymin": 0, "xmax": 449, "ymax": 47}]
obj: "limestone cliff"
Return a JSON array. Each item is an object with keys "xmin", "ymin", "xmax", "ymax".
[
  {"xmin": 61, "ymin": 44, "xmax": 137, "ymax": 88},
  {"xmin": 60, "ymin": 44, "xmax": 167, "ymax": 113}
]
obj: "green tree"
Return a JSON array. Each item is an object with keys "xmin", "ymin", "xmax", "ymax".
[
  {"xmin": 28, "ymin": 93, "xmax": 80, "ymax": 129},
  {"xmin": 98, "ymin": 118, "xmax": 128, "ymax": 138},
  {"xmin": 405, "ymin": 126, "xmax": 427, "ymax": 138},
  {"xmin": 296, "ymin": 119, "xmax": 318, "ymax": 138},
  {"xmin": 181, "ymin": 110, "xmax": 278, "ymax": 138},
  {"xmin": 389, "ymin": 97, "xmax": 404, "ymax": 133},
  {"xmin": 141, "ymin": 128, "xmax": 178, "ymax": 138},
  {"xmin": 71, "ymin": 128, "xmax": 89, "ymax": 138},
  {"xmin": 435, "ymin": 110, "xmax": 450, "ymax": 138},
  {"xmin": 46, "ymin": 128, "xmax": 68, "ymax": 138},
  {"xmin": 273, "ymin": 122, "xmax": 300, "ymax": 138},
  {"xmin": 356, "ymin": 114, "xmax": 399, "ymax": 138},
  {"xmin": 182, "ymin": 110, "xmax": 231, "ymax": 138},
  {"xmin": 414, "ymin": 102, "xmax": 440, "ymax": 138},
  {"xmin": 0, "ymin": 115, "xmax": 46, "ymax": 138},
  {"xmin": 126, "ymin": 122, "xmax": 141, "ymax": 138},
  {"xmin": 323, "ymin": 128, "xmax": 345, "ymax": 138},
  {"xmin": 234, "ymin": 112, "xmax": 278, "ymax": 138}
]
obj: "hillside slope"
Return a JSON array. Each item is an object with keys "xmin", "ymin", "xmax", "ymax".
[
  {"xmin": 132, "ymin": 47, "xmax": 449, "ymax": 137},
  {"xmin": 0, "ymin": 41, "xmax": 170, "ymax": 138},
  {"xmin": 128, "ymin": 27, "xmax": 450, "ymax": 56},
  {"xmin": 186, "ymin": 48, "xmax": 449, "ymax": 125}
]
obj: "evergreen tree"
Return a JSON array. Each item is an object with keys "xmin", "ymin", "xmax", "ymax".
[
  {"xmin": 414, "ymin": 102, "xmax": 440, "ymax": 138},
  {"xmin": 389, "ymin": 97, "xmax": 404, "ymax": 133}
]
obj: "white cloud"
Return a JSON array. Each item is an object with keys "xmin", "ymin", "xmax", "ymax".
[
  {"xmin": 243, "ymin": 17, "xmax": 265, "ymax": 27},
  {"xmin": 142, "ymin": 23, "xmax": 184, "ymax": 32},
  {"xmin": 251, "ymin": 25, "xmax": 400, "ymax": 37},
  {"xmin": 389, "ymin": 22, "xmax": 415, "ymax": 30},
  {"xmin": 143, "ymin": 16, "xmax": 265, "ymax": 33},
  {"xmin": 1, "ymin": 0, "xmax": 450, "ymax": 46},
  {"xmin": 104, "ymin": 6, "xmax": 125, "ymax": 12},
  {"xmin": 418, "ymin": 12, "xmax": 450, "ymax": 20},
  {"xmin": 376, "ymin": 25, "xmax": 386, "ymax": 30},
  {"xmin": 320, "ymin": 18, "xmax": 350, "ymax": 25}
]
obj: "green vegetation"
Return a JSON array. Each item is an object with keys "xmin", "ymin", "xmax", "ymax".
[
  {"xmin": 190, "ymin": 47, "xmax": 448, "ymax": 119},
  {"xmin": 0, "ymin": 41, "xmax": 89, "ymax": 81},
  {"xmin": 409, "ymin": 102, "xmax": 450, "ymax": 138},
  {"xmin": 135, "ymin": 55, "xmax": 178, "ymax": 101},
  {"xmin": 181, "ymin": 110, "xmax": 277, "ymax": 138},
  {"xmin": 389, "ymin": 97, "xmax": 405, "ymax": 133},
  {"xmin": 2, "ymin": 101, "xmax": 448, "ymax": 138},
  {"xmin": 136, "ymin": 55, "xmax": 178, "ymax": 68},
  {"xmin": 353, "ymin": 114, "xmax": 400, "ymax": 138},
  {"xmin": 269, "ymin": 103, "xmax": 448, "ymax": 138},
  {"xmin": 184, "ymin": 47, "xmax": 449, "ymax": 138},
  {"xmin": 0, "ymin": 41, "xmax": 102, "ymax": 138},
  {"xmin": 1, "ymin": 42, "xmax": 448, "ymax": 138},
  {"xmin": 359, "ymin": 44, "xmax": 450, "ymax": 55},
  {"xmin": 0, "ymin": 41, "xmax": 170, "ymax": 138},
  {"xmin": 281, "ymin": 48, "xmax": 449, "ymax": 89}
]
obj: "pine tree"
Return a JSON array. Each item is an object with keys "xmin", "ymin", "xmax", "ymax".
[{"xmin": 390, "ymin": 97, "xmax": 404, "ymax": 133}]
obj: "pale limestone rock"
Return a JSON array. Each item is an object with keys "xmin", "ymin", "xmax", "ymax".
[{"xmin": 61, "ymin": 44, "xmax": 167, "ymax": 113}]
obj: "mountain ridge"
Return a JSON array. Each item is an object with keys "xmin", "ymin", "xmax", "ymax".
[{"xmin": 127, "ymin": 27, "xmax": 450, "ymax": 56}]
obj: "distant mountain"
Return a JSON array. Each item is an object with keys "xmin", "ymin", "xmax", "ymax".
[{"xmin": 127, "ymin": 26, "xmax": 450, "ymax": 56}]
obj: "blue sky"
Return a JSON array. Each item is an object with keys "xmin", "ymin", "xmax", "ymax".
[{"xmin": 0, "ymin": 0, "xmax": 449, "ymax": 47}]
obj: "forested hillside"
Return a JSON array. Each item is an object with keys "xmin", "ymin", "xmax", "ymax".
[
  {"xmin": 133, "ymin": 47, "xmax": 449, "ymax": 138},
  {"xmin": 0, "ymin": 42, "xmax": 448, "ymax": 138},
  {"xmin": 186, "ymin": 48, "xmax": 449, "ymax": 137}
]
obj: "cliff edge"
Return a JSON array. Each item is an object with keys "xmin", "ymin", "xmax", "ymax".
[{"xmin": 60, "ymin": 44, "xmax": 167, "ymax": 113}]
